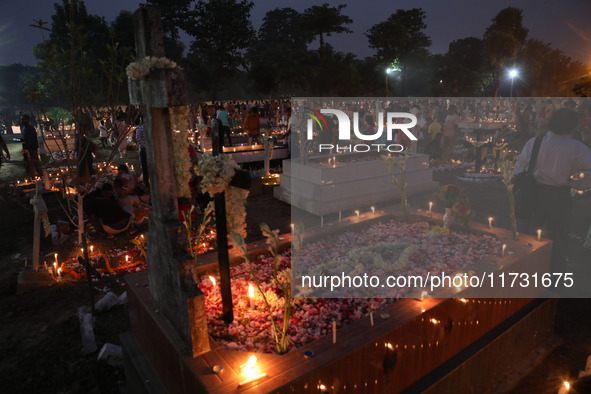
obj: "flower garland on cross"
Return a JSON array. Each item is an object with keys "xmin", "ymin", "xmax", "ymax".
[{"xmin": 196, "ymin": 152, "xmax": 248, "ymax": 244}]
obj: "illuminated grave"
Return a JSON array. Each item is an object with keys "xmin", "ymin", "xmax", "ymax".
[
  {"xmin": 124, "ymin": 212, "xmax": 555, "ymax": 393},
  {"xmin": 275, "ymin": 152, "xmax": 439, "ymax": 216}
]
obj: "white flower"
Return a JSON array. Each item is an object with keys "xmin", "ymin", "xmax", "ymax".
[{"xmin": 126, "ymin": 56, "xmax": 181, "ymax": 80}]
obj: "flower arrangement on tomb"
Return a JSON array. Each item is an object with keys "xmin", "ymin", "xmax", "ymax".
[
  {"xmin": 125, "ymin": 56, "xmax": 179, "ymax": 80},
  {"xmin": 380, "ymin": 153, "xmax": 408, "ymax": 212},
  {"xmin": 196, "ymin": 152, "xmax": 248, "ymax": 241},
  {"xmin": 498, "ymin": 158, "xmax": 518, "ymax": 240}
]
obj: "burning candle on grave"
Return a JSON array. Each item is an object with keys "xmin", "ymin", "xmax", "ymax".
[
  {"xmin": 53, "ymin": 262, "xmax": 58, "ymax": 278},
  {"xmin": 355, "ymin": 210, "xmax": 360, "ymax": 218},
  {"xmin": 54, "ymin": 253, "xmax": 58, "ymax": 265},
  {"xmin": 537, "ymin": 229, "xmax": 542, "ymax": 241},
  {"xmin": 57, "ymin": 268, "xmax": 62, "ymax": 282},
  {"xmin": 371, "ymin": 206, "xmax": 375, "ymax": 215},
  {"xmin": 488, "ymin": 217, "xmax": 493, "ymax": 230},
  {"xmin": 332, "ymin": 321, "xmax": 337, "ymax": 344},
  {"xmin": 90, "ymin": 245, "xmax": 94, "ymax": 255},
  {"xmin": 248, "ymin": 283, "xmax": 255, "ymax": 309},
  {"xmin": 502, "ymin": 244, "xmax": 507, "ymax": 257},
  {"xmin": 209, "ymin": 276, "xmax": 216, "ymax": 287},
  {"xmin": 125, "ymin": 255, "xmax": 130, "ymax": 264},
  {"xmin": 428, "ymin": 201, "xmax": 433, "ymax": 214}
]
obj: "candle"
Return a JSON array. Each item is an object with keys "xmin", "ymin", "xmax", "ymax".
[
  {"xmin": 209, "ymin": 276, "xmax": 216, "ymax": 287},
  {"xmin": 54, "ymin": 253, "xmax": 58, "ymax": 265},
  {"xmin": 370, "ymin": 312, "xmax": 374, "ymax": 327},
  {"xmin": 371, "ymin": 206, "xmax": 375, "ymax": 214},
  {"xmin": 332, "ymin": 321, "xmax": 337, "ymax": 344},
  {"xmin": 502, "ymin": 244, "xmax": 507, "ymax": 257},
  {"xmin": 355, "ymin": 210, "xmax": 360, "ymax": 218},
  {"xmin": 488, "ymin": 217, "xmax": 493, "ymax": 230},
  {"xmin": 537, "ymin": 229, "xmax": 542, "ymax": 241},
  {"xmin": 125, "ymin": 255, "xmax": 129, "ymax": 264},
  {"xmin": 53, "ymin": 262, "xmax": 57, "ymax": 278},
  {"xmin": 428, "ymin": 201, "xmax": 433, "ymax": 213},
  {"xmin": 90, "ymin": 245, "xmax": 94, "ymax": 255},
  {"xmin": 248, "ymin": 283, "xmax": 255, "ymax": 309}
]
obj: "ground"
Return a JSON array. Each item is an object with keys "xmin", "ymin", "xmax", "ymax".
[{"xmin": 0, "ymin": 135, "xmax": 590, "ymax": 393}]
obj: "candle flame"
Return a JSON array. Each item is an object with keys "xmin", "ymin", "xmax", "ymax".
[
  {"xmin": 209, "ymin": 276, "xmax": 216, "ymax": 286},
  {"xmin": 459, "ymin": 298, "xmax": 468, "ymax": 303},
  {"xmin": 244, "ymin": 355, "xmax": 257, "ymax": 371},
  {"xmin": 355, "ymin": 210, "xmax": 360, "ymax": 217},
  {"xmin": 430, "ymin": 318, "xmax": 439, "ymax": 325},
  {"xmin": 125, "ymin": 255, "xmax": 129, "ymax": 263},
  {"xmin": 248, "ymin": 283, "xmax": 255, "ymax": 298},
  {"xmin": 385, "ymin": 343, "xmax": 393, "ymax": 350},
  {"xmin": 371, "ymin": 206, "xmax": 375, "ymax": 213},
  {"xmin": 564, "ymin": 381, "xmax": 570, "ymax": 390}
]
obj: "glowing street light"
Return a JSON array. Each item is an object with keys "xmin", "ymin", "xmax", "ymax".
[
  {"xmin": 508, "ymin": 68, "xmax": 519, "ymax": 97},
  {"xmin": 385, "ymin": 67, "xmax": 393, "ymax": 97}
]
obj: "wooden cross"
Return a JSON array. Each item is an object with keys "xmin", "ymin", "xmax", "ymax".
[{"xmin": 129, "ymin": 7, "xmax": 209, "ymax": 357}]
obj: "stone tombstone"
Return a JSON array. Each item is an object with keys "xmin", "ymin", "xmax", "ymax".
[{"xmin": 129, "ymin": 6, "xmax": 209, "ymax": 357}]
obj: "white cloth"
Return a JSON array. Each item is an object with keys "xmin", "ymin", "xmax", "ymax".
[{"xmin": 514, "ymin": 132, "xmax": 591, "ymax": 186}]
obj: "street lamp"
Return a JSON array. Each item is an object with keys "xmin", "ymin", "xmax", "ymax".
[
  {"xmin": 385, "ymin": 68, "xmax": 392, "ymax": 97},
  {"xmin": 509, "ymin": 68, "xmax": 518, "ymax": 97}
]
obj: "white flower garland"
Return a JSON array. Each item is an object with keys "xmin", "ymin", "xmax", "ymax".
[
  {"xmin": 197, "ymin": 152, "xmax": 248, "ymax": 242},
  {"xmin": 196, "ymin": 152, "xmax": 237, "ymax": 195},
  {"xmin": 126, "ymin": 56, "xmax": 179, "ymax": 80}
]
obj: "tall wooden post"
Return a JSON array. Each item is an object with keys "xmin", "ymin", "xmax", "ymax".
[
  {"xmin": 129, "ymin": 7, "xmax": 209, "ymax": 357},
  {"xmin": 211, "ymin": 119, "xmax": 234, "ymax": 324}
]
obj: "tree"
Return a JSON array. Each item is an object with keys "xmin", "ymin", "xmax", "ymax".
[
  {"xmin": 247, "ymin": 7, "xmax": 313, "ymax": 95},
  {"xmin": 184, "ymin": 0, "xmax": 255, "ymax": 100},
  {"xmin": 434, "ymin": 37, "xmax": 490, "ymax": 96},
  {"xmin": 483, "ymin": 7, "xmax": 528, "ymax": 97},
  {"xmin": 516, "ymin": 38, "xmax": 589, "ymax": 96},
  {"xmin": 366, "ymin": 8, "xmax": 431, "ymax": 96},
  {"xmin": 144, "ymin": 0, "xmax": 193, "ymax": 39},
  {"xmin": 301, "ymin": 3, "xmax": 352, "ymax": 52}
]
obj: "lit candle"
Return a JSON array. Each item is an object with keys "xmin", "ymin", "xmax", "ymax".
[
  {"xmin": 53, "ymin": 262, "xmax": 57, "ymax": 278},
  {"xmin": 248, "ymin": 283, "xmax": 255, "ymax": 309},
  {"xmin": 488, "ymin": 217, "xmax": 493, "ymax": 230},
  {"xmin": 537, "ymin": 229, "xmax": 542, "ymax": 241},
  {"xmin": 370, "ymin": 312, "xmax": 374, "ymax": 327},
  {"xmin": 209, "ymin": 276, "xmax": 216, "ymax": 287},
  {"xmin": 90, "ymin": 245, "xmax": 94, "ymax": 255},
  {"xmin": 125, "ymin": 255, "xmax": 129, "ymax": 264},
  {"xmin": 371, "ymin": 206, "xmax": 375, "ymax": 214},
  {"xmin": 502, "ymin": 244, "xmax": 507, "ymax": 257},
  {"xmin": 428, "ymin": 201, "xmax": 433, "ymax": 214},
  {"xmin": 332, "ymin": 321, "xmax": 337, "ymax": 344},
  {"xmin": 54, "ymin": 253, "xmax": 58, "ymax": 265},
  {"xmin": 355, "ymin": 210, "xmax": 360, "ymax": 218}
]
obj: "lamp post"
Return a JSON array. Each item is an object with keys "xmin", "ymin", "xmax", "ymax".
[{"xmin": 509, "ymin": 69, "xmax": 518, "ymax": 97}]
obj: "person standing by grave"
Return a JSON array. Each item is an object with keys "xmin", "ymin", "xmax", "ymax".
[
  {"xmin": 98, "ymin": 119, "xmax": 109, "ymax": 148},
  {"xmin": 216, "ymin": 104, "xmax": 232, "ymax": 147},
  {"xmin": 21, "ymin": 114, "xmax": 46, "ymax": 180},
  {"xmin": 243, "ymin": 107, "xmax": 260, "ymax": 145},
  {"xmin": 514, "ymin": 108, "xmax": 591, "ymax": 273}
]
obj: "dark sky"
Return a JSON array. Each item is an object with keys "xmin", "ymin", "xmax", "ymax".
[{"xmin": 1, "ymin": 0, "xmax": 591, "ymax": 66}]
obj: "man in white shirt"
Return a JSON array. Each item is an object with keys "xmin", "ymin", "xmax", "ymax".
[{"xmin": 514, "ymin": 108, "xmax": 591, "ymax": 272}]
